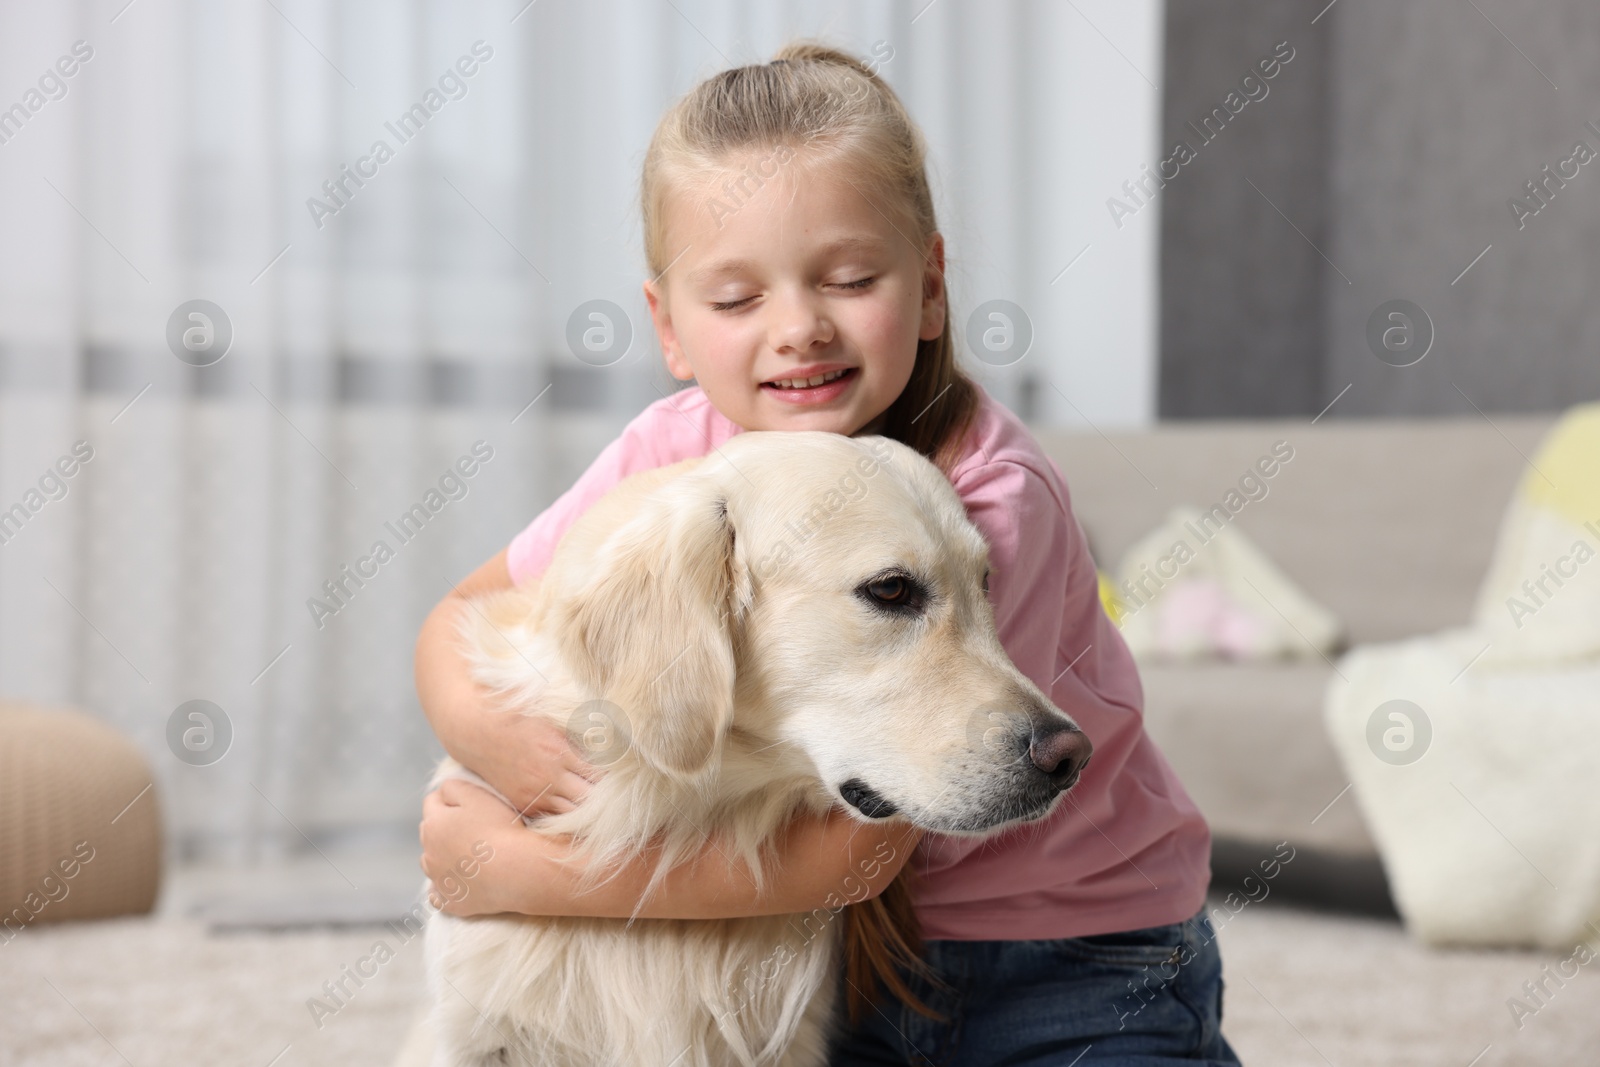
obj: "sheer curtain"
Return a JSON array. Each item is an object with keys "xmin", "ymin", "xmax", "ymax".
[{"xmin": 0, "ymin": 0, "xmax": 1163, "ymax": 866}]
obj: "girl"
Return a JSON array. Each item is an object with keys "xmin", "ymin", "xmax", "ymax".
[{"xmin": 417, "ymin": 40, "xmax": 1242, "ymax": 1066}]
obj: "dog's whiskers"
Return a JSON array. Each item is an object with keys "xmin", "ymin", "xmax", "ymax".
[{"xmin": 741, "ymin": 737, "xmax": 791, "ymax": 757}]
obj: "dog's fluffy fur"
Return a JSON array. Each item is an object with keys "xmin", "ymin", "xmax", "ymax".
[{"xmin": 407, "ymin": 431, "xmax": 1090, "ymax": 1067}]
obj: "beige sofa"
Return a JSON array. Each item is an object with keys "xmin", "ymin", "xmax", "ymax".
[{"xmin": 1033, "ymin": 414, "xmax": 1556, "ymax": 911}]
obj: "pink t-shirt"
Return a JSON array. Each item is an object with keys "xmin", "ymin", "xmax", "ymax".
[{"xmin": 507, "ymin": 383, "xmax": 1212, "ymax": 941}]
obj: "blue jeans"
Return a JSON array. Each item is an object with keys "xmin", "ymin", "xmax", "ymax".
[{"xmin": 828, "ymin": 907, "xmax": 1242, "ymax": 1066}]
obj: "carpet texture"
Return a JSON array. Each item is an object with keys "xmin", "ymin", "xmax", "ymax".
[{"xmin": 1, "ymin": 898, "xmax": 1597, "ymax": 1065}]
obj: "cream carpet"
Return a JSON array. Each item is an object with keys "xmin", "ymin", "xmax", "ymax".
[{"xmin": 2, "ymin": 898, "xmax": 1597, "ymax": 1065}]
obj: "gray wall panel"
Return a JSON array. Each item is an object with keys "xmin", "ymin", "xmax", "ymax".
[
  {"xmin": 1158, "ymin": 2, "xmax": 1332, "ymax": 418},
  {"xmin": 1159, "ymin": 0, "xmax": 1600, "ymax": 418},
  {"xmin": 1323, "ymin": 0, "xmax": 1600, "ymax": 415}
]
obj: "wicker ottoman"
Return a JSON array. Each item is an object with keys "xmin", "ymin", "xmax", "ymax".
[{"xmin": 0, "ymin": 702, "xmax": 162, "ymax": 937}]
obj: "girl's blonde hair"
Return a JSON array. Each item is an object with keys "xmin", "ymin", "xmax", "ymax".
[
  {"xmin": 640, "ymin": 40, "xmax": 975, "ymax": 1025},
  {"xmin": 640, "ymin": 39, "xmax": 979, "ymax": 478}
]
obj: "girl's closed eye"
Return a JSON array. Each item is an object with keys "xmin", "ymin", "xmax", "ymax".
[{"xmin": 709, "ymin": 276, "xmax": 877, "ymax": 313}]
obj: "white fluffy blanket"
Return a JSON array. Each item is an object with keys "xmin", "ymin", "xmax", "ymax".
[{"xmin": 1324, "ymin": 404, "xmax": 1600, "ymax": 948}]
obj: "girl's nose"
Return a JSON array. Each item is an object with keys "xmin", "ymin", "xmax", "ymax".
[{"xmin": 767, "ymin": 287, "xmax": 834, "ymax": 352}]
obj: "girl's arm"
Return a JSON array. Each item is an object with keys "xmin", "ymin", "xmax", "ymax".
[
  {"xmin": 421, "ymin": 777, "xmax": 924, "ymax": 919},
  {"xmin": 417, "ymin": 408, "xmax": 676, "ymax": 816},
  {"xmin": 415, "ymin": 547, "xmax": 598, "ymax": 818}
]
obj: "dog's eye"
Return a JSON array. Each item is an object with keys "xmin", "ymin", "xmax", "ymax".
[
  {"xmin": 981, "ymin": 570, "xmax": 990, "ymax": 595},
  {"xmin": 856, "ymin": 573, "xmax": 926, "ymax": 614},
  {"xmin": 869, "ymin": 577, "xmax": 909, "ymax": 603}
]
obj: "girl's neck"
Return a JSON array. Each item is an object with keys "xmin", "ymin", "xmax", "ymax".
[{"xmin": 852, "ymin": 411, "xmax": 887, "ymax": 437}]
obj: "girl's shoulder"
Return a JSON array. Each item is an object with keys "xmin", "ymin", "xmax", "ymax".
[
  {"xmin": 624, "ymin": 384, "xmax": 742, "ymax": 464},
  {"xmin": 946, "ymin": 384, "xmax": 1072, "ymax": 518}
]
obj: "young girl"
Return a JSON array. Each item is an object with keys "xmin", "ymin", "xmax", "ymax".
[{"xmin": 417, "ymin": 40, "xmax": 1241, "ymax": 1066}]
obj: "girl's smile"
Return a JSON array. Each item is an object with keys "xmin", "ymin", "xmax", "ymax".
[{"xmin": 759, "ymin": 363, "xmax": 858, "ymax": 405}]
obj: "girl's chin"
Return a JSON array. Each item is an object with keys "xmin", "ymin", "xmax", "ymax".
[{"xmin": 744, "ymin": 405, "xmax": 860, "ymax": 433}]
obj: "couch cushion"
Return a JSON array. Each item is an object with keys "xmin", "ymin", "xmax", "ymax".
[
  {"xmin": 1138, "ymin": 661, "xmax": 1373, "ymax": 856},
  {"xmin": 1036, "ymin": 416, "xmax": 1555, "ymax": 645}
]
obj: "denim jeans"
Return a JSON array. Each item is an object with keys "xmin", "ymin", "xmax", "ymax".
[{"xmin": 827, "ymin": 907, "xmax": 1242, "ymax": 1066}]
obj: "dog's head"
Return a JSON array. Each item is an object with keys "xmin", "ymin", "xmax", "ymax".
[{"xmin": 551, "ymin": 431, "xmax": 1090, "ymax": 835}]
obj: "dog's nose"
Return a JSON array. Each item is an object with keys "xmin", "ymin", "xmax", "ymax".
[{"xmin": 1030, "ymin": 723, "xmax": 1092, "ymax": 788}]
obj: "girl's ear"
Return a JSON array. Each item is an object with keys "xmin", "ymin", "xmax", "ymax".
[
  {"xmin": 556, "ymin": 468, "xmax": 739, "ymax": 776},
  {"xmin": 643, "ymin": 277, "xmax": 696, "ymax": 380}
]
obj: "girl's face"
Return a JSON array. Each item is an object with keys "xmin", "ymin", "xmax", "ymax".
[{"xmin": 642, "ymin": 155, "xmax": 947, "ymax": 436}]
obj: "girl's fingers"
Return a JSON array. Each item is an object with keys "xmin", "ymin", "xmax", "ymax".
[
  {"xmin": 562, "ymin": 747, "xmax": 603, "ymax": 783},
  {"xmin": 422, "ymin": 788, "xmax": 445, "ymax": 819},
  {"xmin": 541, "ymin": 772, "xmax": 593, "ymax": 812},
  {"xmin": 541, "ymin": 794, "xmax": 578, "ymax": 816},
  {"xmin": 506, "ymin": 774, "xmax": 589, "ymax": 819},
  {"xmin": 554, "ymin": 725, "xmax": 602, "ymax": 776},
  {"xmin": 433, "ymin": 778, "xmax": 517, "ymax": 820},
  {"xmin": 560, "ymin": 769, "xmax": 594, "ymax": 800}
]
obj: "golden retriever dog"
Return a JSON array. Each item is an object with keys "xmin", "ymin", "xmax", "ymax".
[{"xmin": 401, "ymin": 430, "xmax": 1092, "ymax": 1067}]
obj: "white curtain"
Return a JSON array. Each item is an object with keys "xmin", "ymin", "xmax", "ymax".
[{"xmin": 0, "ymin": 0, "xmax": 1163, "ymax": 865}]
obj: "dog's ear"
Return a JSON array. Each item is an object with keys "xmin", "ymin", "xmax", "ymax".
[{"xmin": 557, "ymin": 469, "xmax": 740, "ymax": 776}]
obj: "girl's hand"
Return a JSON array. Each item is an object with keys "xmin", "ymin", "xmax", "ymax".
[
  {"xmin": 421, "ymin": 778, "xmax": 529, "ymax": 916},
  {"xmin": 415, "ymin": 547, "xmax": 600, "ymax": 822},
  {"xmin": 468, "ymin": 711, "xmax": 600, "ymax": 819}
]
